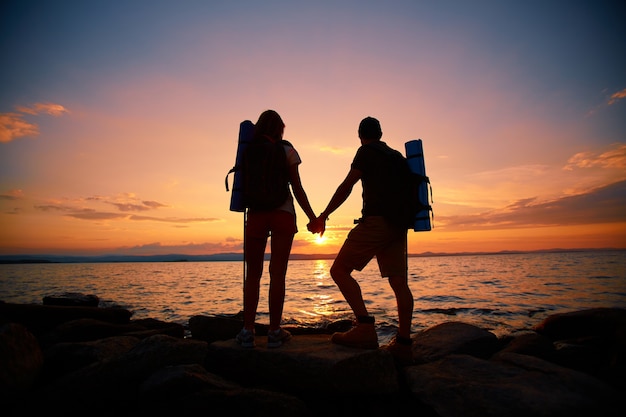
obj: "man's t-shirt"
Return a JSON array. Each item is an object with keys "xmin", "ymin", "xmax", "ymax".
[{"xmin": 351, "ymin": 141, "xmax": 403, "ymax": 219}]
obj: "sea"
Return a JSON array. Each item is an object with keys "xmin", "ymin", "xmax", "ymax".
[{"xmin": 1, "ymin": 250, "xmax": 625, "ymax": 344}]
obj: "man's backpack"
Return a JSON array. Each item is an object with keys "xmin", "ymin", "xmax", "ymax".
[
  {"xmin": 404, "ymin": 139, "xmax": 433, "ymax": 231},
  {"xmin": 241, "ymin": 136, "xmax": 291, "ymax": 211},
  {"xmin": 369, "ymin": 141, "xmax": 432, "ymax": 231}
]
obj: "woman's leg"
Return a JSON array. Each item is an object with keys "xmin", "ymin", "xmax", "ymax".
[
  {"xmin": 267, "ymin": 212, "xmax": 295, "ymax": 331},
  {"xmin": 243, "ymin": 215, "xmax": 269, "ymax": 330}
]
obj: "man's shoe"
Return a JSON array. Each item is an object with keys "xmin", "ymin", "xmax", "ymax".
[
  {"xmin": 235, "ymin": 328, "xmax": 255, "ymax": 348},
  {"xmin": 331, "ymin": 323, "xmax": 378, "ymax": 349},
  {"xmin": 381, "ymin": 335, "xmax": 413, "ymax": 365},
  {"xmin": 267, "ymin": 328, "xmax": 292, "ymax": 348}
]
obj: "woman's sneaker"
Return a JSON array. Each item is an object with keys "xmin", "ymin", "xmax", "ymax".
[
  {"xmin": 267, "ymin": 328, "xmax": 292, "ymax": 348},
  {"xmin": 235, "ymin": 328, "xmax": 255, "ymax": 348}
]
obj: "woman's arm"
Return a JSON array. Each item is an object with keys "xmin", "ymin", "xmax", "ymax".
[{"xmin": 289, "ymin": 163, "xmax": 316, "ymax": 223}]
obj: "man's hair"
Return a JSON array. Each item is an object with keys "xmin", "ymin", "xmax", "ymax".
[{"xmin": 358, "ymin": 117, "xmax": 382, "ymax": 140}]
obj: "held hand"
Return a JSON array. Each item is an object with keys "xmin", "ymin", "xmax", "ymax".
[
  {"xmin": 307, "ymin": 216, "xmax": 326, "ymax": 236},
  {"xmin": 306, "ymin": 219, "xmax": 320, "ymax": 234},
  {"xmin": 315, "ymin": 217, "xmax": 326, "ymax": 237}
]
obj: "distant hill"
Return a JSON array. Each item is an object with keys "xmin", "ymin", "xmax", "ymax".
[{"xmin": 0, "ymin": 248, "xmax": 623, "ymax": 264}]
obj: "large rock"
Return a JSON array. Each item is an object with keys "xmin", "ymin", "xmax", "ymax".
[
  {"xmin": 206, "ymin": 334, "xmax": 399, "ymax": 396},
  {"xmin": 189, "ymin": 314, "xmax": 255, "ymax": 343},
  {"xmin": 4, "ymin": 299, "xmax": 625, "ymax": 417},
  {"xmin": 39, "ymin": 317, "xmax": 185, "ymax": 347},
  {"xmin": 188, "ymin": 314, "xmax": 351, "ymax": 344},
  {"xmin": 534, "ymin": 307, "xmax": 626, "ymax": 390},
  {"xmin": 0, "ymin": 302, "xmax": 133, "ymax": 336},
  {"xmin": 43, "ymin": 335, "xmax": 141, "ymax": 380},
  {"xmin": 0, "ymin": 323, "xmax": 43, "ymax": 396},
  {"xmin": 37, "ymin": 334, "xmax": 209, "ymax": 413},
  {"xmin": 405, "ymin": 352, "xmax": 620, "ymax": 417},
  {"xmin": 534, "ymin": 308, "xmax": 626, "ymax": 340},
  {"xmin": 412, "ymin": 321, "xmax": 501, "ymax": 363},
  {"xmin": 137, "ymin": 363, "xmax": 313, "ymax": 416},
  {"xmin": 498, "ymin": 330, "xmax": 555, "ymax": 361}
]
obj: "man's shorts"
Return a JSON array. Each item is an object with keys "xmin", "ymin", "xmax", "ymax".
[{"xmin": 333, "ymin": 216, "xmax": 407, "ymax": 278}]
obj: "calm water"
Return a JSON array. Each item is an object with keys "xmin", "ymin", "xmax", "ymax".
[{"xmin": 1, "ymin": 251, "xmax": 625, "ymax": 343}]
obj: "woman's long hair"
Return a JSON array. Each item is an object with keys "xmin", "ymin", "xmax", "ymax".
[{"xmin": 254, "ymin": 110, "xmax": 284, "ymax": 142}]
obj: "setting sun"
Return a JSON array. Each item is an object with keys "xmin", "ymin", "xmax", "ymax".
[{"xmin": 315, "ymin": 235, "xmax": 328, "ymax": 245}]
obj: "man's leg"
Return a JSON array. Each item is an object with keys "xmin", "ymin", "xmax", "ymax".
[
  {"xmin": 388, "ymin": 274, "xmax": 413, "ymax": 339},
  {"xmin": 382, "ymin": 274, "xmax": 414, "ymax": 363},
  {"xmin": 329, "ymin": 261, "xmax": 368, "ymax": 319},
  {"xmin": 329, "ymin": 260, "xmax": 378, "ymax": 349}
]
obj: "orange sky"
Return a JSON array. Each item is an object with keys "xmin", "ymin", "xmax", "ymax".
[{"xmin": 1, "ymin": 1, "xmax": 625, "ymax": 257}]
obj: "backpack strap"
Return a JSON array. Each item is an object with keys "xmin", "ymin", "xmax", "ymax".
[{"xmin": 225, "ymin": 166, "xmax": 236, "ymax": 192}]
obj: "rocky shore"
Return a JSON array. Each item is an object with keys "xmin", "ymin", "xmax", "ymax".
[{"xmin": 1, "ymin": 293, "xmax": 624, "ymax": 416}]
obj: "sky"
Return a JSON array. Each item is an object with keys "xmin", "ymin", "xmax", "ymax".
[{"xmin": 1, "ymin": 0, "xmax": 625, "ymax": 257}]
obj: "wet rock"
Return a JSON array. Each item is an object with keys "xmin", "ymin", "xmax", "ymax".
[{"xmin": 43, "ymin": 292, "xmax": 100, "ymax": 307}]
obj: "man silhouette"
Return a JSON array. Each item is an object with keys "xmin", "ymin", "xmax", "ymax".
[{"xmin": 309, "ymin": 116, "xmax": 413, "ymax": 363}]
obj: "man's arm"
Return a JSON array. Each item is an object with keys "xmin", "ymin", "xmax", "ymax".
[
  {"xmin": 308, "ymin": 168, "xmax": 361, "ymax": 235},
  {"xmin": 320, "ymin": 168, "xmax": 361, "ymax": 219}
]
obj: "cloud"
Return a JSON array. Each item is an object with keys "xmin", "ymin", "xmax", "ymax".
[
  {"xmin": 0, "ymin": 102, "xmax": 69, "ymax": 143},
  {"xmin": 470, "ymin": 164, "xmax": 551, "ymax": 181},
  {"xmin": 110, "ymin": 202, "xmax": 156, "ymax": 212},
  {"xmin": 319, "ymin": 145, "xmax": 352, "ymax": 155},
  {"xmin": 110, "ymin": 241, "xmax": 242, "ymax": 256},
  {"xmin": 0, "ymin": 113, "xmax": 39, "ymax": 143},
  {"xmin": 3, "ymin": 207, "xmax": 22, "ymax": 215},
  {"xmin": 440, "ymin": 180, "xmax": 626, "ymax": 230},
  {"xmin": 34, "ymin": 204, "xmax": 73, "ymax": 212},
  {"xmin": 142, "ymin": 200, "xmax": 168, "ymax": 209},
  {"xmin": 29, "ymin": 193, "xmax": 219, "ymax": 224},
  {"xmin": 0, "ymin": 189, "xmax": 24, "ymax": 200},
  {"xmin": 15, "ymin": 102, "xmax": 70, "ymax": 116},
  {"xmin": 564, "ymin": 143, "xmax": 626, "ymax": 170},
  {"xmin": 105, "ymin": 196, "xmax": 169, "ymax": 212},
  {"xmin": 67, "ymin": 209, "xmax": 128, "ymax": 220},
  {"xmin": 607, "ymin": 88, "xmax": 626, "ymax": 105},
  {"xmin": 129, "ymin": 215, "xmax": 219, "ymax": 223}
]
